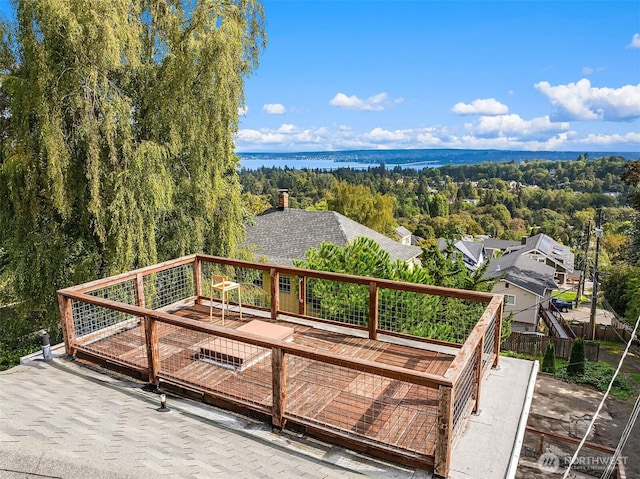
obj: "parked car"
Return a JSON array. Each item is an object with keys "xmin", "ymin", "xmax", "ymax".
[{"xmin": 552, "ymin": 298, "xmax": 573, "ymax": 312}]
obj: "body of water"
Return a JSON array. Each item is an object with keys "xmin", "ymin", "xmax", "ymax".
[{"xmin": 238, "ymin": 149, "xmax": 637, "ymax": 171}]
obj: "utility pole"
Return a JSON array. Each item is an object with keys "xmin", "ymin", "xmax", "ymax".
[
  {"xmin": 575, "ymin": 222, "xmax": 591, "ymax": 309},
  {"xmin": 589, "ymin": 210, "xmax": 603, "ymax": 340}
]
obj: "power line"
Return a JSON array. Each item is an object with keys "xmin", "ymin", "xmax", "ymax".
[
  {"xmin": 561, "ymin": 312, "xmax": 640, "ymax": 479},
  {"xmin": 600, "ymin": 390, "xmax": 640, "ymax": 479}
]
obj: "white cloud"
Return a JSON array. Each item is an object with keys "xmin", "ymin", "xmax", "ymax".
[
  {"xmin": 263, "ymin": 103, "xmax": 286, "ymax": 115},
  {"xmin": 471, "ymin": 114, "xmax": 570, "ymax": 138},
  {"xmin": 582, "ymin": 67, "xmax": 593, "ymax": 75},
  {"xmin": 451, "ymin": 98, "xmax": 509, "ymax": 116},
  {"xmin": 329, "ymin": 92, "xmax": 402, "ymax": 111},
  {"xmin": 627, "ymin": 33, "xmax": 640, "ymax": 49},
  {"xmin": 235, "ymin": 121, "xmax": 639, "ymax": 153},
  {"xmin": 238, "ymin": 105, "xmax": 249, "ymax": 116},
  {"xmin": 573, "ymin": 131, "xmax": 640, "ymax": 146},
  {"xmin": 364, "ymin": 127, "xmax": 410, "ymax": 143},
  {"xmin": 535, "ymin": 79, "xmax": 640, "ymax": 121}
]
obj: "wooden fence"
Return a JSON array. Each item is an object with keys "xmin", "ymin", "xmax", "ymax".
[
  {"xmin": 501, "ymin": 332, "xmax": 600, "ymax": 361},
  {"xmin": 570, "ymin": 323, "xmax": 637, "ymax": 344}
]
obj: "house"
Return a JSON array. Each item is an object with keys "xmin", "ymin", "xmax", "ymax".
[
  {"xmin": 485, "ymin": 253, "xmax": 558, "ymax": 333},
  {"xmin": 246, "ymin": 192, "xmax": 422, "ymax": 267},
  {"xmin": 504, "ymin": 233, "xmax": 574, "ymax": 286},
  {"xmin": 437, "ymin": 238, "xmax": 487, "ymax": 271},
  {"xmin": 481, "ymin": 238, "xmax": 520, "ymax": 259},
  {"xmin": 394, "ymin": 225, "xmax": 412, "ymax": 245},
  {"xmin": 245, "ymin": 191, "xmax": 422, "ymax": 312}
]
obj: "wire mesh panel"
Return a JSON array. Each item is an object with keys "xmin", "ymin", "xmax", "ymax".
[
  {"xmin": 77, "ymin": 279, "xmax": 138, "ymax": 337},
  {"xmin": 483, "ymin": 316, "xmax": 497, "ymax": 375},
  {"xmin": 201, "ymin": 262, "xmax": 270, "ymax": 310},
  {"xmin": 304, "ymin": 278, "xmax": 369, "ymax": 326},
  {"xmin": 452, "ymin": 352, "xmax": 477, "ymax": 438},
  {"xmin": 158, "ymin": 322, "xmax": 273, "ymax": 411},
  {"xmin": 71, "ymin": 299, "xmax": 146, "ymax": 369},
  {"xmin": 143, "ymin": 263, "xmax": 195, "ymax": 310},
  {"xmin": 379, "ymin": 289, "xmax": 486, "ymax": 344},
  {"xmin": 285, "ymin": 353, "xmax": 440, "ymax": 458},
  {"xmin": 377, "ymin": 287, "xmax": 440, "ymax": 336}
]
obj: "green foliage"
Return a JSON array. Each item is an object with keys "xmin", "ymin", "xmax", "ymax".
[
  {"xmin": 421, "ymin": 241, "xmax": 494, "ymax": 292},
  {"xmin": 621, "ymin": 159, "xmax": 640, "ymax": 265},
  {"xmin": 294, "ymin": 236, "xmax": 489, "ymax": 343},
  {"xmin": 0, "ymin": 1, "xmax": 266, "ymax": 333},
  {"xmin": 601, "ymin": 264, "xmax": 640, "ymax": 319},
  {"xmin": 0, "ymin": 306, "xmax": 40, "ymax": 371},
  {"xmin": 556, "ymin": 359, "xmax": 631, "ymax": 397},
  {"xmin": 501, "ymin": 312, "xmax": 513, "ymax": 342},
  {"xmin": 541, "ymin": 343, "xmax": 556, "ymax": 374},
  {"xmin": 567, "ymin": 338, "xmax": 586, "ymax": 377},
  {"xmin": 327, "ymin": 181, "xmax": 397, "ymax": 234}
]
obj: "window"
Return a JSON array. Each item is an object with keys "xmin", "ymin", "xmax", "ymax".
[
  {"xmin": 504, "ymin": 294, "xmax": 516, "ymax": 306},
  {"xmin": 279, "ymin": 275, "xmax": 291, "ymax": 294}
]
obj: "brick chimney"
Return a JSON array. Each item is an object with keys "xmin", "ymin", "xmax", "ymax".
[{"xmin": 278, "ymin": 189, "xmax": 289, "ymax": 210}]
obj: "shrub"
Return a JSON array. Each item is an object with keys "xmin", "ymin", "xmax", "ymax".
[
  {"xmin": 567, "ymin": 338, "xmax": 586, "ymax": 377},
  {"xmin": 541, "ymin": 343, "xmax": 556, "ymax": 374}
]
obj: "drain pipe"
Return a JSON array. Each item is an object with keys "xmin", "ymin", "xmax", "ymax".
[{"xmin": 39, "ymin": 330, "xmax": 53, "ymax": 360}]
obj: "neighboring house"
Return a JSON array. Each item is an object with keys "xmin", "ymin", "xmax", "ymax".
[
  {"xmin": 485, "ymin": 253, "xmax": 558, "ymax": 333},
  {"xmin": 437, "ymin": 238, "xmax": 487, "ymax": 271},
  {"xmin": 503, "ymin": 233, "xmax": 575, "ymax": 286},
  {"xmin": 244, "ymin": 191, "xmax": 422, "ymax": 313},
  {"xmin": 482, "ymin": 238, "xmax": 520, "ymax": 259},
  {"xmin": 395, "ymin": 226, "xmax": 412, "ymax": 245}
]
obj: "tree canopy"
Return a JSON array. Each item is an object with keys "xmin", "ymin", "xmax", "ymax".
[
  {"xmin": 0, "ymin": 0, "xmax": 266, "ymax": 332},
  {"xmin": 293, "ymin": 237, "xmax": 496, "ymax": 343}
]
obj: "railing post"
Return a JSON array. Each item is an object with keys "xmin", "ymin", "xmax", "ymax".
[
  {"xmin": 493, "ymin": 300, "xmax": 503, "ymax": 367},
  {"xmin": 270, "ymin": 268, "xmax": 279, "ymax": 321},
  {"xmin": 57, "ymin": 293, "xmax": 76, "ymax": 356},
  {"xmin": 473, "ymin": 338, "xmax": 483, "ymax": 413},
  {"xmin": 434, "ymin": 384, "xmax": 454, "ymax": 478},
  {"xmin": 298, "ymin": 276, "xmax": 306, "ymax": 316},
  {"xmin": 193, "ymin": 256, "xmax": 202, "ymax": 305},
  {"xmin": 271, "ymin": 347, "xmax": 287, "ymax": 428},
  {"xmin": 144, "ymin": 314, "xmax": 160, "ymax": 385},
  {"xmin": 135, "ymin": 273, "xmax": 145, "ymax": 308},
  {"xmin": 538, "ymin": 433, "xmax": 546, "ymax": 457},
  {"xmin": 369, "ymin": 281, "xmax": 378, "ymax": 340}
]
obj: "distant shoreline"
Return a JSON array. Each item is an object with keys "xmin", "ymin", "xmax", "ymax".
[{"xmin": 237, "ymin": 149, "xmax": 638, "ymax": 171}]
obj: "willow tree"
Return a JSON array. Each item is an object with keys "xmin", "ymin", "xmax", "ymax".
[{"xmin": 0, "ymin": 0, "xmax": 266, "ymax": 332}]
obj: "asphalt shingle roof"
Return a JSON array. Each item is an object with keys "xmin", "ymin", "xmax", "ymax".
[
  {"xmin": 482, "ymin": 238, "xmax": 521, "ymax": 250},
  {"xmin": 484, "ymin": 253, "xmax": 558, "ymax": 297},
  {"xmin": 245, "ymin": 208, "xmax": 422, "ymax": 266},
  {"xmin": 505, "ymin": 233, "xmax": 575, "ymax": 272}
]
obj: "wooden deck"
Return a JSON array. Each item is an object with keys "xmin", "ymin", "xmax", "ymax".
[{"xmin": 81, "ymin": 303, "xmax": 454, "ymax": 459}]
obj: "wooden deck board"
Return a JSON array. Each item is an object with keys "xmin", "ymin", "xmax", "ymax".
[{"xmin": 82, "ymin": 304, "xmax": 455, "ymax": 461}]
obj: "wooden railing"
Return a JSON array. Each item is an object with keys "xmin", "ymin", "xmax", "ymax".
[{"xmin": 57, "ymin": 253, "xmax": 503, "ymax": 477}]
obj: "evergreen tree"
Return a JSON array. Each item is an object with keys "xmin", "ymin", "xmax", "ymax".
[
  {"xmin": 567, "ymin": 338, "xmax": 586, "ymax": 377},
  {"xmin": 541, "ymin": 342, "xmax": 556, "ymax": 374},
  {"xmin": 0, "ymin": 1, "xmax": 266, "ymax": 332}
]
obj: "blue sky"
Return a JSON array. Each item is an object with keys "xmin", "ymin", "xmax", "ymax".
[
  {"xmin": 237, "ymin": 0, "xmax": 640, "ymax": 152},
  {"xmin": 1, "ymin": 1, "xmax": 638, "ymax": 153}
]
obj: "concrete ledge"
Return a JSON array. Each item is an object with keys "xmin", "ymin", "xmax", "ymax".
[{"xmin": 450, "ymin": 356, "xmax": 537, "ymax": 479}]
